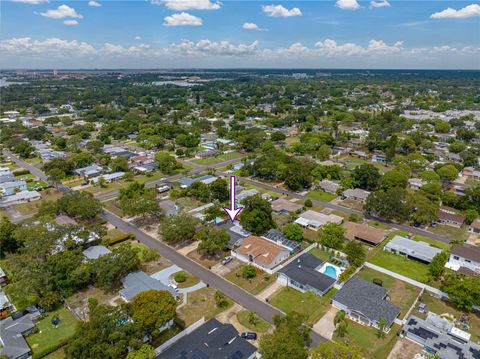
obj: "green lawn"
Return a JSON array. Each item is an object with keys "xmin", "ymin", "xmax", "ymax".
[
  {"xmin": 174, "ymin": 271, "xmax": 201, "ymax": 288},
  {"xmin": 429, "ymin": 225, "xmax": 469, "ymax": 243},
  {"xmin": 411, "ymin": 234, "xmax": 451, "ymax": 251},
  {"xmin": 102, "ymin": 199, "xmax": 123, "ymax": 217},
  {"xmin": 356, "ymin": 267, "xmax": 422, "ymax": 318},
  {"xmin": 177, "ymin": 287, "xmax": 233, "ymax": 327},
  {"xmin": 237, "ymin": 310, "xmax": 271, "ymax": 333},
  {"xmin": 334, "ymin": 320, "xmax": 400, "ymax": 359},
  {"xmin": 309, "ymin": 247, "xmax": 334, "ymax": 262},
  {"xmin": 368, "ymin": 220, "xmax": 391, "ymax": 230},
  {"xmin": 269, "ymin": 287, "xmax": 336, "ymax": 326},
  {"xmin": 306, "ymin": 190, "xmax": 337, "ymax": 202},
  {"xmin": 369, "ymin": 248, "xmax": 431, "ymax": 284},
  {"xmin": 191, "ymin": 152, "xmax": 243, "ymax": 166},
  {"xmin": 26, "ymin": 307, "xmax": 78, "ymax": 359},
  {"xmin": 14, "ymin": 189, "xmax": 63, "ymax": 215},
  {"xmin": 225, "ymin": 270, "xmax": 277, "ymax": 295}
]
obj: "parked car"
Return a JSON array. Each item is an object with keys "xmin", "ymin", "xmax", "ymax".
[
  {"xmin": 221, "ymin": 256, "xmax": 233, "ymax": 265},
  {"xmin": 241, "ymin": 332, "xmax": 257, "ymax": 340}
]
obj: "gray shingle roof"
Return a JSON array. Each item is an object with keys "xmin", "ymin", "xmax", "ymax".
[
  {"xmin": 333, "ymin": 276, "xmax": 400, "ymax": 327},
  {"xmin": 82, "ymin": 245, "xmax": 112, "ymax": 260},
  {"xmin": 120, "ymin": 271, "xmax": 176, "ymax": 302},
  {"xmin": 0, "ymin": 314, "xmax": 35, "ymax": 359}
]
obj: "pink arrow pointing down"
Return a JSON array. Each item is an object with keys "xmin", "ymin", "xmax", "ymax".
[{"xmin": 223, "ymin": 175, "xmax": 243, "ymax": 222}]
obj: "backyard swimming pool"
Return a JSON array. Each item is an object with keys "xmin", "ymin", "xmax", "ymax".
[{"xmin": 318, "ymin": 262, "xmax": 342, "ymax": 279}]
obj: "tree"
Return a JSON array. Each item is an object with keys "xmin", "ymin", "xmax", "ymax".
[
  {"xmin": 196, "ymin": 227, "xmax": 229, "ymax": 255},
  {"xmin": 57, "ymin": 191, "xmax": 103, "ymax": 221},
  {"xmin": 118, "ymin": 181, "xmax": 159, "ymax": 218},
  {"xmin": 464, "ymin": 209, "xmax": 478, "ymax": 224},
  {"xmin": 352, "ymin": 164, "xmax": 381, "ymax": 191},
  {"xmin": 318, "ymin": 223, "xmax": 344, "ymax": 249},
  {"xmin": 282, "ymin": 223, "xmax": 304, "ymax": 242},
  {"xmin": 436, "ymin": 164, "xmax": 459, "ymax": 183},
  {"xmin": 333, "ymin": 318, "xmax": 348, "ymax": 339},
  {"xmin": 380, "ymin": 170, "xmax": 408, "ymax": 190},
  {"xmin": 441, "ymin": 274, "xmax": 480, "ymax": 312},
  {"xmin": 365, "ymin": 187, "xmax": 407, "ymax": 222},
  {"xmin": 154, "ymin": 152, "xmax": 181, "ymax": 174},
  {"xmin": 406, "ymin": 192, "xmax": 439, "ymax": 225},
  {"xmin": 110, "ymin": 157, "xmax": 129, "ymax": 172},
  {"xmin": 271, "ymin": 131, "xmax": 286, "ymax": 142},
  {"xmin": 428, "ymin": 252, "xmax": 448, "ymax": 280},
  {"xmin": 376, "ymin": 317, "xmax": 387, "ymax": 339},
  {"xmin": 259, "ymin": 313, "xmax": 310, "ymax": 359},
  {"xmin": 130, "ymin": 290, "xmax": 177, "ymax": 331},
  {"xmin": 310, "ymin": 342, "xmax": 361, "ymax": 359},
  {"xmin": 126, "ymin": 345, "xmax": 155, "ymax": 359},
  {"xmin": 0, "ymin": 217, "xmax": 20, "ymax": 258},
  {"xmin": 242, "ymin": 265, "xmax": 257, "ymax": 279},
  {"xmin": 240, "ymin": 195, "xmax": 275, "ymax": 235},
  {"xmin": 247, "ymin": 311, "xmax": 259, "ymax": 326},
  {"xmin": 209, "ymin": 178, "xmax": 229, "ymax": 202},
  {"xmin": 159, "ymin": 213, "xmax": 199, "ymax": 242},
  {"xmin": 304, "ymin": 199, "xmax": 313, "ymax": 207},
  {"xmin": 317, "ymin": 144, "xmax": 332, "ymax": 161},
  {"xmin": 214, "ymin": 290, "xmax": 230, "ymax": 308},
  {"xmin": 344, "ymin": 241, "xmax": 366, "ymax": 267},
  {"xmin": 187, "ymin": 182, "xmax": 211, "ymax": 202}
]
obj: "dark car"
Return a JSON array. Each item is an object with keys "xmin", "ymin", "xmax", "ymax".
[{"xmin": 241, "ymin": 332, "xmax": 257, "ymax": 340}]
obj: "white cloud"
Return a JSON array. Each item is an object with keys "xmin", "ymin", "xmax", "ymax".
[
  {"xmin": 152, "ymin": 0, "xmax": 221, "ymax": 10},
  {"xmin": 88, "ymin": 1, "xmax": 101, "ymax": 7},
  {"xmin": 40, "ymin": 4, "xmax": 83, "ymax": 19},
  {"xmin": 63, "ymin": 20, "xmax": 78, "ymax": 25},
  {"xmin": 135, "ymin": 36, "xmax": 142, "ymax": 40},
  {"xmin": 163, "ymin": 12, "xmax": 202, "ymax": 26},
  {"xmin": 370, "ymin": 0, "xmax": 390, "ymax": 8},
  {"xmin": 336, "ymin": 0, "xmax": 360, "ymax": 11},
  {"xmin": 11, "ymin": 0, "xmax": 48, "ymax": 3},
  {"xmin": 242, "ymin": 22, "xmax": 267, "ymax": 31},
  {"xmin": 431, "ymin": 4, "xmax": 480, "ymax": 19},
  {"xmin": 262, "ymin": 4, "xmax": 302, "ymax": 17}
]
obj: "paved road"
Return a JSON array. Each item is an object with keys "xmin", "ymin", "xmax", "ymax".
[
  {"xmin": 103, "ymin": 210, "xmax": 327, "ymax": 346},
  {"xmin": 216, "ymin": 172, "xmax": 450, "ymax": 244}
]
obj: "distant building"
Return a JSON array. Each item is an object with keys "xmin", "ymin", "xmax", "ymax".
[
  {"xmin": 91, "ymin": 172, "xmax": 125, "ymax": 184},
  {"xmin": 271, "ymin": 198, "xmax": 303, "ymax": 214},
  {"xmin": 178, "ymin": 175, "xmax": 217, "ymax": 188},
  {"xmin": 372, "ymin": 154, "xmax": 387, "ymax": 164},
  {"xmin": 408, "ymin": 178, "xmax": 426, "ymax": 191},
  {"xmin": 196, "ymin": 149, "xmax": 222, "ymax": 158},
  {"xmin": 445, "ymin": 244, "xmax": 480, "ymax": 275},
  {"xmin": 342, "ymin": 188, "xmax": 371, "ymax": 203},
  {"xmin": 74, "ymin": 164, "xmax": 103, "ymax": 178},
  {"xmin": 119, "ymin": 271, "xmax": 177, "ymax": 302},
  {"xmin": 384, "ymin": 235, "xmax": 442, "ymax": 264},
  {"xmin": 437, "ymin": 208, "xmax": 465, "ymax": 228},
  {"xmin": 0, "ymin": 190, "xmax": 41, "ymax": 207},
  {"xmin": 0, "ymin": 180, "xmax": 27, "ymax": 196},
  {"xmin": 469, "ymin": 219, "xmax": 480, "ymax": 235},
  {"xmin": 318, "ymin": 179, "xmax": 340, "ymax": 194}
]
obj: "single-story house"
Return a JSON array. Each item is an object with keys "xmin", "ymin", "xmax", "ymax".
[
  {"xmin": 158, "ymin": 199, "xmax": 178, "ymax": 216},
  {"xmin": 74, "ymin": 164, "xmax": 103, "ymax": 178},
  {"xmin": 262, "ymin": 229, "xmax": 301, "ymax": 254},
  {"xmin": 332, "ymin": 276, "xmax": 401, "ymax": 331},
  {"xmin": 294, "ymin": 210, "xmax": 343, "ymax": 231},
  {"xmin": 437, "ymin": 208, "xmax": 465, "ymax": 228},
  {"xmin": 403, "ymin": 314, "xmax": 480, "ymax": 359},
  {"xmin": 196, "ymin": 149, "xmax": 222, "ymax": 158},
  {"xmin": 0, "ymin": 180, "xmax": 27, "ymax": 196},
  {"xmin": 178, "ymin": 175, "xmax": 217, "ymax": 188},
  {"xmin": 445, "ymin": 244, "xmax": 480, "ymax": 275},
  {"xmin": 372, "ymin": 154, "xmax": 387, "ymax": 163},
  {"xmin": 232, "ymin": 235, "xmax": 290, "ymax": 270},
  {"xmin": 83, "ymin": 245, "xmax": 112, "ymax": 260},
  {"xmin": 0, "ymin": 167, "xmax": 11, "ymax": 176},
  {"xmin": 408, "ymin": 178, "xmax": 426, "ymax": 191},
  {"xmin": 91, "ymin": 171, "xmax": 125, "ymax": 184},
  {"xmin": 469, "ymin": 218, "xmax": 480, "ymax": 235},
  {"xmin": 384, "ymin": 235, "xmax": 442, "ymax": 264},
  {"xmin": 0, "ymin": 190, "xmax": 41, "ymax": 207},
  {"xmin": 343, "ymin": 221, "xmax": 387, "ymax": 246},
  {"xmin": 278, "ymin": 253, "xmax": 336, "ymax": 296},
  {"xmin": 0, "ymin": 288, "xmax": 13, "ymax": 312},
  {"xmin": 319, "ymin": 179, "xmax": 340, "ymax": 194},
  {"xmin": 271, "ymin": 198, "xmax": 303, "ymax": 214},
  {"xmin": 342, "ymin": 188, "xmax": 371, "ymax": 203},
  {"xmin": 0, "ymin": 174, "xmax": 16, "ymax": 184},
  {"xmin": 236, "ymin": 188, "xmax": 258, "ymax": 203},
  {"xmin": 132, "ymin": 162, "xmax": 157, "ymax": 173},
  {"xmin": 158, "ymin": 318, "xmax": 257, "ymax": 359},
  {"xmin": 0, "ymin": 313, "xmax": 37, "ymax": 359},
  {"xmin": 216, "ymin": 221, "xmax": 250, "ymax": 249},
  {"xmin": 130, "ymin": 155, "xmax": 154, "ymax": 165},
  {"xmin": 120, "ymin": 271, "xmax": 177, "ymax": 302}
]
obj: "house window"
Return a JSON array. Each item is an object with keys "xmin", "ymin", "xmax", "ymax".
[
  {"xmin": 453, "ymin": 256, "xmax": 459, "ymax": 260},
  {"xmin": 465, "ymin": 259, "xmax": 471, "ymax": 263}
]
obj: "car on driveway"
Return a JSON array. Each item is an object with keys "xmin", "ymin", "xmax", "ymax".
[
  {"xmin": 221, "ymin": 256, "xmax": 233, "ymax": 265},
  {"xmin": 241, "ymin": 332, "xmax": 257, "ymax": 340}
]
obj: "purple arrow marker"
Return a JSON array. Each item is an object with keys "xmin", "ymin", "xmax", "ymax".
[{"xmin": 223, "ymin": 175, "xmax": 243, "ymax": 222}]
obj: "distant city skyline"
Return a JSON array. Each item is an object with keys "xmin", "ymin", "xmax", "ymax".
[{"xmin": 1, "ymin": 0, "xmax": 479, "ymax": 69}]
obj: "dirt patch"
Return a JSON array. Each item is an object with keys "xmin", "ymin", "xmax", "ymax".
[
  {"xmin": 387, "ymin": 338, "xmax": 422, "ymax": 359},
  {"xmin": 187, "ymin": 249, "xmax": 228, "ymax": 268}
]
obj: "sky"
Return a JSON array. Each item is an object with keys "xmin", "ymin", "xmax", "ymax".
[{"xmin": 0, "ymin": 0, "xmax": 479, "ymax": 69}]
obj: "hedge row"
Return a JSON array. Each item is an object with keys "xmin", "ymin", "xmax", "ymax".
[
  {"xmin": 13, "ymin": 169, "xmax": 30, "ymax": 176},
  {"xmin": 107, "ymin": 232, "xmax": 135, "ymax": 245}
]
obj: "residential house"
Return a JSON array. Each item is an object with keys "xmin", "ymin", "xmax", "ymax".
[
  {"xmin": 294, "ymin": 210, "xmax": 343, "ymax": 231},
  {"xmin": 384, "ymin": 235, "xmax": 442, "ymax": 264},
  {"xmin": 82, "ymin": 245, "xmax": 112, "ymax": 260},
  {"xmin": 408, "ymin": 178, "xmax": 426, "ymax": 191},
  {"xmin": 403, "ymin": 314, "xmax": 480, "ymax": 359},
  {"xmin": 343, "ymin": 221, "xmax": 387, "ymax": 246},
  {"xmin": 91, "ymin": 172, "xmax": 125, "ymax": 184},
  {"xmin": 74, "ymin": 164, "xmax": 103, "ymax": 178},
  {"xmin": 232, "ymin": 235, "xmax": 290, "ymax": 270},
  {"xmin": 319, "ymin": 179, "xmax": 340, "ymax": 194},
  {"xmin": 216, "ymin": 221, "xmax": 250, "ymax": 249},
  {"xmin": 0, "ymin": 313, "xmax": 37, "ymax": 359},
  {"xmin": 262, "ymin": 229, "xmax": 301, "ymax": 254},
  {"xmin": 277, "ymin": 253, "xmax": 336, "ymax": 296},
  {"xmin": 0, "ymin": 167, "xmax": 11, "ymax": 176},
  {"xmin": 372, "ymin": 154, "xmax": 387, "ymax": 164},
  {"xmin": 469, "ymin": 219, "xmax": 480, "ymax": 235},
  {"xmin": 437, "ymin": 208, "xmax": 465, "ymax": 228},
  {"xmin": 271, "ymin": 198, "xmax": 303, "ymax": 214},
  {"xmin": 178, "ymin": 175, "xmax": 217, "ymax": 188},
  {"xmin": 196, "ymin": 149, "xmax": 222, "ymax": 158},
  {"xmin": 0, "ymin": 190, "xmax": 41, "ymax": 207},
  {"xmin": 445, "ymin": 244, "xmax": 480, "ymax": 275},
  {"xmin": 332, "ymin": 276, "xmax": 401, "ymax": 331},
  {"xmin": 0, "ymin": 180, "xmax": 27, "ymax": 196},
  {"xmin": 119, "ymin": 271, "xmax": 177, "ymax": 302},
  {"xmin": 236, "ymin": 188, "xmax": 258, "ymax": 203},
  {"xmin": 0, "ymin": 174, "xmax": 16, "ymax": 184},
  {"xmin": 158, "ymin": 318, "xmax": 257, "ymax": 359},
  {"xmin": 342, "ymin": 188, "xmax": 371, "ymax": 203}
]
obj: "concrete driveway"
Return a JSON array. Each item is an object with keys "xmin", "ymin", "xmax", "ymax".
[
  {"xmin": 313, "ymin": 306, "xmax": 339, "ymax": 340},
  {"xmin": 151, "ymin": 265, "xmax": 206, "ymax": 294}
]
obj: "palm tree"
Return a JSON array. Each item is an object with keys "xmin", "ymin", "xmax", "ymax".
[
  {"xmin": 334, "ymin": 320, "xmax": 349, "ymax": 339},
  {"xmin": 334, "ymin": 310, "xmax": 346, "ymax": 326},
  {"xmin": 376, "ymin": 317, "xmax": 387, "ymax": 339}
]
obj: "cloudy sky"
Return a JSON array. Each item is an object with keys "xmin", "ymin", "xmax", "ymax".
[{"xmin": 1, "ymin": 0, "xmax": 479, "ymax": 69}]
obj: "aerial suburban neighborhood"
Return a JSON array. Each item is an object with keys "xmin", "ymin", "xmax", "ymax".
[{"xmin": 0, "ymin": 1, "xmax": 479, "ymax": 359}]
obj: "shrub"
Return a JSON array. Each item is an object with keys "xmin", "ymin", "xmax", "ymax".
[
  {"xmin": 174, "ymin": 271, "xmax": 187, "ymax": 283},
  {"xmin": 242, "ymin": 265, "xmax": 257, "ymax": 279},
  {"xmin": 304, "ymin": 199, "xmax": 313, "ymax": 207},
  {"xmin": 338, "ymin": 266, "xmax": 357, "ymax": 283},
  {"xmin": 107, "ymin": 233, "xmax": 134, "ymax": 245},
  {"xmin": 13, "ymin": 169, "xmax": 30, "ymax": 176},
  {"xmin": 348, "ymin": 213, "xmax": 363, "ymax": 223}
]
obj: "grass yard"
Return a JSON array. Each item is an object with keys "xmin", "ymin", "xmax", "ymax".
[
  {"xmin": 429, "ymin": 225, "xmax": 469, "ymax": 243},
  {"xmin": 237, "ymin": 310, "xmax": 271, "ymax": 333},
  {"xmin": 225, "ymin": 269, "xmax": 277, "ymax": 295},
  {"xmin": 14, "ymin": 189, "xmax": 63, "ymax": 215},
  {"xmin": 411, "ymin": 234, "xmax": 451, "ymax": 251},
  {"xmin": 175, "ymin": 196, "xmax": 205, "ymax": 211},
  {"xmin": 174, "ymin": 271, "xmax": 201, "ymax": 288},
  {"xmin": 306, "ymin": 190, "xmax": 337, "ymax": 202},
  {"xmin": 415, "ymin": 292, "xmax": 480, "ymax": 342},
  {"xmin": 177, "ymin": 287, "xmax": 233, "ymax": 327},
  {"xmin": 309, "ymin": 246, "xmax": 334, "ymax": 262},
  {"xmin": 269, "ymin": 287, "xmax": 337, "ymax": 326},
  {"xmin": 26, "ymin": 307, "xmax": 78, "ymax": 359},
  {"xmin": 334, "ymin": 320, "xmax": 400, "ymax": 359},
  {"xmin": 102, "ymin": 199, "xmax": 123, "ymax": 217},
  {"xmin": 369, "ymin": 247, "xmax": 431, "ymax": 284},
  {"xmin": 43, "ymin": 347, "xmax": 66, "ymax": 359},
  {"xmin": 356, "ymin": 267, "xmax": 422, "ymax": 318},
  {"xmin": 368, "ymin": 220, "xmax": 391, "ymax": 230},
  {"xmin": 191, "ymin": 152, "xmax": 243, "ymax": 166}
]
